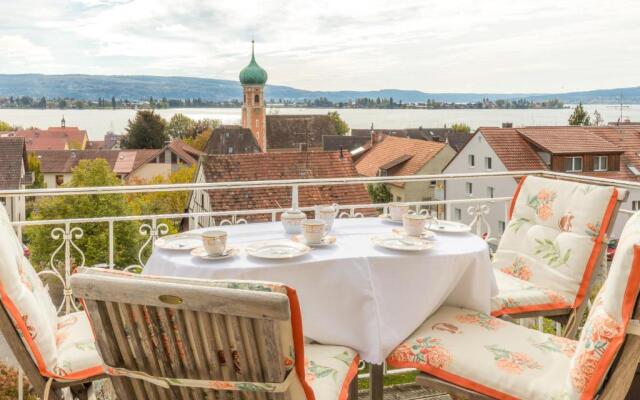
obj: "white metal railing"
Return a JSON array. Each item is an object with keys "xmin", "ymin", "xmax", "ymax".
[{"xmin": 0, "ymin": 169, "xmax": 635, "ymax": 392}]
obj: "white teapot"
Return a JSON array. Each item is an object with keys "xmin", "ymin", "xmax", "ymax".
[
  {"xmin": 314, "ymin": 203, "xmax": 339, "ymax": 231},
  {"xmin": 280, "ymin": 209, "xmax": 307, "ymax": 234}
]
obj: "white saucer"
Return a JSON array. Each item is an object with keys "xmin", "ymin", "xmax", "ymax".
[
  {"xmin": 428, "ymin": 221, "xmax": 471, "ymax": 233},
  {"xmin": 392, "ymin": 228, "xmax": 436, "ymax": 240},
  {"xmin": 245, "ymin": 241, "xmax": 311, "ymax": 259},
  {"xmin": 191, "ymin": 246, "xmax": 238, "ymax": 260},
  {"xmin": 291, "ymin": 235, "xmax": 337, "ymax": 247},
  {"xmin": 371, "ymin": 235, "xmax": 433, "ymax": 251},
  {"xmin": 378, "ymin": 214, "xmax": 403, "ymax": 224}
]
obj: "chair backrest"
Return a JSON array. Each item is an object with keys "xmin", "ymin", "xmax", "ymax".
[
  {"xmin": 0, "ymin": 202, "xmax": 60, "ymax": 376},
  {"xmin": 565, "ymin": 211, "xmax": 640, "ymax": 398},
  {"xmin": 495, "ymin": 175, "xmax": 621, "ymax": 309},
  {"xmin": 70, "ymin": 268, "xmax": 315, "ymax": 400}
]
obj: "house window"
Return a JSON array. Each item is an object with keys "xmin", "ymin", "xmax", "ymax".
[
  {"xmin": 499, "ymin": 220, "xmax": 506, "ymax": 233},
  {"xmin": 55, "ymin": 175, "xmax": 64, "ymax": 186},
  {"xmin": 454, "ymin": 208, "xmax": 462, "ymax": 220},
  {"xmin": 254, "ymin": 94, "xmax": 260, "ymax": 103},
  {"xmin": 485, "ymin": 157, "xmax": 492, "ymax": 170},
  {"xmin": 487, "ymin": 186, "xmax": 495, "ymax": 198},
  {"xmin": 565, "ymin": 156, "xmax": 583, "ymax": 172},
  {"xmin": 632, "ymin": 200, "xmax": 640, "ymax": 211},
  {"xmin": 465, "ymin": 182, "xmax": 473, "ymax": 196},
  {"xmin": 228, "ymin": 147, "xmax": 234, "ymax": 154},
  {"xmin": 594, "ymin": 155, "xmax": 608, "ymax": 172},
  {"xmin": 430, "ymin": 180, "xmax": 437, "ymax": 187},
  {"xmin": 468, "ymin": 154, "xmax": 475, "ymax": 167}
]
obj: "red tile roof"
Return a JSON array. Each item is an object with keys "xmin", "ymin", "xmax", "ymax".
[
  {"xmin": 354, "ymin": 136, "xmax": 448, "ymax": 186},
  {"xmin": 477, "ymin": 127, "xmax": 547, "ymax": 171},
  {"xmin": 590, "ymin": 126, "xmax": 640, "ymax": 181},
  {"xmin": 476, "ymin": 126, "xmax": 640, "ymax": 182},
  {"xmin": 518, "ymin": 127, "xmax": 622, "ymax": 154},
  {"xmin": 200, "ymin": 151, "xmax": 373, "ymax": 222},
  {"xmin": 15, "ymin": 127, "xmax": 88, "ymax": 150}
]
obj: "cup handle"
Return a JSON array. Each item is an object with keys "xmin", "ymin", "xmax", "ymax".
[{"xmin": 407, "ymin": 210, "xmax": 416, "ymax": 215}]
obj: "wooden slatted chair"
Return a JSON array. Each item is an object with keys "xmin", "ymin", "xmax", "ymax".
[
  {"xmin": 386, "ymin": 210, "xmax": 640, "ymax": 399},
  {"xmin": 491, "ymin": 175, "xmax": 628, "ymax": 337},
  {"xmin": 70, "ymin": 268, "xmax": 360, "ymax": 400},
  {"xmin": 0, "ymin": 203, "xmax": 104, "ymax": 399}
]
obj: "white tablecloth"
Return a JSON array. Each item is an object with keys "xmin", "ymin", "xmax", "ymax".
[{"xmin": 144, "ymin": 218, "xmax": 497, "ymax": 363}]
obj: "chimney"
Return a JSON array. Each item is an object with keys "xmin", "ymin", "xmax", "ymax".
[
  {"xmin": 299, "ymin": 143, "xmax": 308, "ymax": 152},
  {"xmin": 339, "ymin": 145, "xmax": 344, "ymax": 159},
  {"xmin": 502, "ymin": 122, "xmax": 513, "ymax": 128}
]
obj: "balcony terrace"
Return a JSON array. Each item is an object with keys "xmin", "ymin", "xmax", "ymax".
[{"xmin": 1, "ymin": 170, "xmax": 639, "ymax": 400}]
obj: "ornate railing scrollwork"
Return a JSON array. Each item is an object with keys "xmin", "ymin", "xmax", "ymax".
[
  {"xmin": 219, "ymin": 216, "xmax": 248, "ymax": 226},
  {"xmin": 137, "ymin": 220, "xmax": 169, "ymax": 266},
  {"xmin": 467, "ymin": 203, "xmax": 492, "ymax": 239},
  {"xmin": 38, "ymin": 224, "xmax": 85, "ymax": 315}
]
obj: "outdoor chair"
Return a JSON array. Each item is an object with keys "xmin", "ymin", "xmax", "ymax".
[
  {"xmin": 386, "ymin": 210, "xmax": 640, "ymax": 399},
  {"xmin": 0, "ymin": 203, "xmax": 104, "ymax": 399},
  {"xmin": 70, "ymin": 267, "xmax": 360, "ymax": 400},
  {"xmin": 490, "ymin": 175, "xmax": 628, "ymax": 337}
]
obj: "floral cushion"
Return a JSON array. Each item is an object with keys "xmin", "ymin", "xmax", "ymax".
[
  {"xmin": 53, "ymin": 312, "xmax": 103, "ymax": 379},
  {"xmin": 565, "ymin": 211, "xmax": 640, "ymax": 398},
  {"xmin": 492, "ymin": 176, "xmax": 618, "ymax": 316},
  {"xmin": 389, "ymin": 212, "xmax": 640, "ymax": 399},
  {"xmin": 491, "ymin": 270, "xmax": 572, "ymax": 314},
  {"xmin": 387, "ymin": 305, "xmax": 577, "ymax": 399},
  {"xmin": 304, "ymin": 344, "xmax": 359, "ymax": 400},
  {"xmin": 0, "ymin": 203, "xmax": 60, "ymax": 375}
]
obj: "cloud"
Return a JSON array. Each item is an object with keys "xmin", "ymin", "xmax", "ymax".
[{"xmin": 0, "ymin": 0, "xmax": 639, "ymax": 92}]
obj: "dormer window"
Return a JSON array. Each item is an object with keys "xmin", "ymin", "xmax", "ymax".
[
  {"xmin": 593, "ymin": 155, "xmax": 608, "ymax": 172},
  {"xmin": 565, "ymin": 156, "xmax": 583, "ymax": 172}
]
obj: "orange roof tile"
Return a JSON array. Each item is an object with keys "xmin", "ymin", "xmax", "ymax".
[
  {"xmin": 354, "ymin": 136, "xmax": 447, "ymax": 179},
  {"xmin": 517, "ymin": 127, "xmax": 623, "ymax": 154},
  {"xmin": 478, "ymin": 127, "xmax": 548, "ymax": 171},
  {"xmin": 200, "ymin": 151, "xmax": 373, "ymax": 222}
]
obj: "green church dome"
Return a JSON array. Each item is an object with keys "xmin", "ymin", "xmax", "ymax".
[{"xmin": 239, "ymin": 41, "xmax": 268, "ymax": 85}]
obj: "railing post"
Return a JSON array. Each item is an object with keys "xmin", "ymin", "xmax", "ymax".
[
  {"xmin": 108, "ymin": 220, "xmax": 114, "ymax": 269},
  {"xmin": 291, "ymin": 184, "xmax": 299, "ymax": 209}
]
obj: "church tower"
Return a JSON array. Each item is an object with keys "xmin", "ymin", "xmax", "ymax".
[{"xmin": 239, "ymin": 40, "xmax": 268, "ymax": 151}]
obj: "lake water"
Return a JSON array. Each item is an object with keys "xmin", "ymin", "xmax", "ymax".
[{"xmin": 0, "ymin": 104, "xmax": 638, "ymax": 140}]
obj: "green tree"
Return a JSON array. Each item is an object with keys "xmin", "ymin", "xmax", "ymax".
[
  {"xmin": 568, "ymin": 102, "xmax": 591, "ymax": 126},
  {"xmin": 0, "ymin": 120, "xmax": 13, "ymax": 131},
  {"xmin": 185, "ymin": 129, "xmax": 212, "ymax": 151},
  {"xmin": 27, "ymin": 153, "xmax": 44, "ymax": 189},
  {"xmin": 451, "ymin": 123, "xmax": 471, "ymax": 133},
  {"xmin": 367, "ymin": 183, "xmax": 392, "ymax": 203},
  {"xmin": 327, "ymin": 111, "xmax": 349, "ymax": 135},
  {"xmin": 121, "ymin": 110, "xmax": 168, "ymax": 149},
  {"xmin": 27, "ymin": 159, "xmax": 141, "ymax": 269},
  {"xmin": 111, "ymin": 96, "xmax": 116, "ymax": 110},
  {"xmin": 167, "ymin": 113, "xmax": 195, "ymax": 139}
]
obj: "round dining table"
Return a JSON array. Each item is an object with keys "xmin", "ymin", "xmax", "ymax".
[{"xmin": 144, "ymin": 217, "xmax": 497, "ymax": 366}]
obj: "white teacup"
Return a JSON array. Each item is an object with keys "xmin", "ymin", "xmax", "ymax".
[
  {"xmin": 403, "ymin": 213, "xmax": 427, "ymax": 236},
  {"xmin": 202, "ymin": 230, "xmax": 227, "ymax": 256},
  {"xmin": 301, "ymin": 219, "xmax": 327, "ymax": 244},
  {"xmin": 388, "ymin": 203, "xmax": 412, "ymax": 221}
]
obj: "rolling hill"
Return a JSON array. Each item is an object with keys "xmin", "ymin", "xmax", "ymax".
[{"xmin": 0, "ymin": 74, "xmax": 638, "ymax": 104}]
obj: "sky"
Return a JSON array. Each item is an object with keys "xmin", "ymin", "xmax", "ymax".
[{"xmin": 1, "ymin": 0, "xmax": 639, "ymax": 93}]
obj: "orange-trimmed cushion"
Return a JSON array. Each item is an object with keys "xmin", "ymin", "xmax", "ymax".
[{"xmin": 493, "ymin": 176, "xmax": 618, "ymax": 316}]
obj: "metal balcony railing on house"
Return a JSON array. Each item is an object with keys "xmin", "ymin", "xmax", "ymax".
[{"xmin": 1, "ymin": 170, "xmax": 638, "ymax": 398}]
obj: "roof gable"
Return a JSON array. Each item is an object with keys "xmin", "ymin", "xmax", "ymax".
[{"xmin": 354, "ymin": 136, "xmax": 447, "ymax": 178}]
